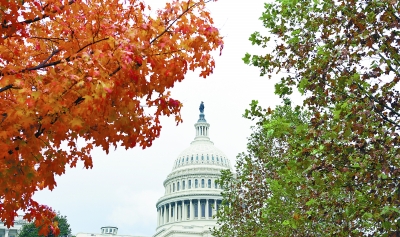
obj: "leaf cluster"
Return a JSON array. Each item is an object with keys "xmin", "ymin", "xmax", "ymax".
[{"xmin": 0, "ymin": 0, "xmax": 223, "ymax": 234}]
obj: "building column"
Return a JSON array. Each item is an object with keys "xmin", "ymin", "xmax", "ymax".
[
  {"xmin": 177, "ymin": 202, "xmax": 180, "ymax": 221},
  {"xmin": 183, "ymin": 200, "xmax": 190, "ymax": 221},
  {"xmin": 5, "ymin": 229, "xmax": 9, "ymax": 237},
  {"xmin": 157, "ymin": 208, "xmax": 159, "ymax": 226},
  {"xmin": 163, "ymin": 205, "xmax": 167, "ymax": 224},
  {"xmin": 179, "ymin": 201, "xmax": 183, "ymax": 221},
  {"xmin": 160, "ymin": 207, "xmax": 162, "ymax": 225},
  {"xmin": 197, "ymin": 199, "xmax": 200, "ymax": 219},
  {"xmin": 181, "ymin": 201, "xmax": 187, "ymax": 221},
  {"xmin": 214, "ymin": 199, "xmax": 217, "ymax": 216},
  {"xmin": 190, "ymin": 199, "xmax": 194, "ymax": 220},
  {"xmin": 174, "ymin": 201, "xmax": 178, "ymax": 222},
  {"xmin": 159, "ymin": 207, "xmax": 162, "ymax": 225},
  {"xmin": 168, "ymin": 203, "xmax": 171, "ymax": 223},
  {"xmin": 206, "ymin": 199, "xmax": 209, "ymax": 220}
]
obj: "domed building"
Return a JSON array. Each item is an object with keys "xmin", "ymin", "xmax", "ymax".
[{"xmin": 153, "ymin": 102, "xmax": 232, "ymax": 237}]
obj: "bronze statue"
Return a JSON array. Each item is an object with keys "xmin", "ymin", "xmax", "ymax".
[{"xmin": 199, "ymin": 101, "xmax": 204, "ymax": 113}]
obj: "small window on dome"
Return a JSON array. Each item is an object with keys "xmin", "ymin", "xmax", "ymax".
[
  {"xmin": 195, "ymin": 179, "xmax": 198, "ymax": 188},
  {"xmin": 217, "ymin": 157, "xmax": 219, "ymax": 162},
  {"xmin": 183, "ymin": 180, "xmax": 186, "ymax": 190},
  {"xmin": 186, "ymin": 156, "xmax": 188, "ymax": 161},
  {"xmin": 201, "ymin": 155, "xmax": 204, "ymax": 160},
  {"xmin": 212, "ymin": 155, "xmax": 214, "ymax": 161},
  {"xmin": 207, "ymin": 155, "xmax": 209, "ymax": 160},
  {"xmin": 208, "ymin": 179, "xmax": 211, "ymax": 188},
  {"xmin": 214, "ymin": 180, "xmax": 218, "ymax": 189},
  {"xmin": 182, "ymin": 158, "xmax": 184, "ymax": 163},
  {"xmin": 173, "ymin": 183, "xmax": 175, "ymax": 192},
  {"xmin": 177, "ymin": 182, "xmax": 180, "ymax": 191},
  {"xmin": 201, "ymin": 179, "xmax": 204, "ymax": 188},
  {"xmin": 189, "ymin": 180, "xmax": 191, "ymax": 189},
  {"xmin": 191, "ymin": 156, "xmax": 194, "ymax": 161},
  {"xmin": 196, "ymin": 155, "xmax": 198, "ymax": 160}
]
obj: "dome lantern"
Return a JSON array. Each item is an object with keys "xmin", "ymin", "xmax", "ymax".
[{"xmin": 194, "ymin": 101, "xmax": 210, "ymax": 141}]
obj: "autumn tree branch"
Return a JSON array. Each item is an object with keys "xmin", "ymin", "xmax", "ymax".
[
  {"xmin": 0, "ymin": 84, "xmax": 13, "ymax": 93},
  {"xmin": 25, "ymin": 49, "xmax": 61, "ymax": 71},
  {"xmin": 2, "ymin": 0, "xmax": 76, "ymax": 29},
  {"xmin": 149, "ymin": 1, "xmax": 201, "ymax": 45},
  {"xmin": 0, "ymin": 38, "xmax": 109, "ymax": 77}
]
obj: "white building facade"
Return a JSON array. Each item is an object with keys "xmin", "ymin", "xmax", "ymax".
[
  {"xmin": 0, "ymin": 216, "xmax": 28, "ymax": 237},
  {"xmin": 153, "ymin": 104, "xmax": 231, "ymax": 237}
]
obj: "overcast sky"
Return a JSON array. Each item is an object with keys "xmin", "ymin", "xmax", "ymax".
[{"xmin": 33, "ymin": 1, "xmax": 282, "ymax": 236}]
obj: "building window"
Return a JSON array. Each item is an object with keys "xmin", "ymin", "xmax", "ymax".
[
  {"xmin": 177, "ymin": 182, "xmax": 180, "ymax": 191},
  {"xmin": 212, "ymin": 155, "xmax": 214, "ymax": 161},
  {"xmin": 201, "ymin": 179, "xmax": 205, "ymax": 188},
  {"xmin": 208, "ymin": 179, "xmax": 211, "ymax": 188},
  {"xmin": 171, "ymin": 206, "xmax": 174, "ymax": 217},
  {"xmin": 208, "ymin": 202, "xmax": 213, "ymax": 217},
  {"xmin": 207, "ymin": 155, "xmax": 209, "ymax": 160},
  {"xmin": 183, "ymin": 181, "xmax": 186, "ymax": 190},
  {"xmin": 186, "ymin": 156, "xmax": 188, "ymax": 161},
  {"xmin": 195, "ymin": 179, "xmax": 198, "ymax": 188},
  {"xmin": 201, "ymin": 155, "xmax": 204, "ymax": 160},
  {"xmin": 194, "ymin": 202, "xmax": 198, "ymax": 218},
  {"xmin": 214, "ymin": 180, "xmax": 218, "ymax": 189},
  {"xmin": 187, "ymin": 204, "xmax": 190, "ymax": 218},
  {"xmin": 196, "ymin": 155, "xmax": 198, "ymax": 160},
  {"xmin": 189, "ymin": 180, "xmax": 191, "ymax": 189},
  {"xmin": 173, "ymin": 183, "xmax": 175, "ymax": 192},
  {"xmin": 191, "ymin": 156, "xmax": 193, "ymax": 161},
  {"xmin": 201, "ymin": 202, "xmax": 206, "ymax": 217}
]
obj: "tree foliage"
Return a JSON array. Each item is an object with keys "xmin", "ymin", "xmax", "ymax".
[
  {"xmin": 0, "ymin": 0, "xmax": 223, "ymax": 234},
  {"xmin": 215, "ymin": 0, "xmax": 400, "ymax": 236},
  {"xmin": 214, "ymin": 102, "xmax": 311, "ymax": 236},
  {"xmin": 19, "ymin": 213, "xmax": 71, "ymax": 237}
]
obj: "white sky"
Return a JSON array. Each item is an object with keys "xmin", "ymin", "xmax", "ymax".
[{"xmin": 33, "ymin": 1, "xmax": 282, "ymax": 236}]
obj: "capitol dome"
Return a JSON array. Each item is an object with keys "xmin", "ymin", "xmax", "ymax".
[{"xmin": 154, "ymin": 102, "xmax": 231, "ymax": 237}]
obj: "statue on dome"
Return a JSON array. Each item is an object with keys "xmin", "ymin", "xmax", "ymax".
[{"xmin": 199, "ymin": 101, "xmax": 205, "ymax": 113}]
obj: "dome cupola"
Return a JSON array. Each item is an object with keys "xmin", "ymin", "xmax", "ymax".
[{"xmin": 171, "ymin": 102, "xmax": 231, "ymax": 171}]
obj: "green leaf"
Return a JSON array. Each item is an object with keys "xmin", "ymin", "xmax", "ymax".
[
  {"xmin": 306, "ymin": 199, "xmax": 316, "ymax": 206},
  {"xmin": 298, "ymin": 78, "xmax": 309, "ymax": 95},
  {"xmin": 242, "ymin": 53, "xmax": 251, "ymax": 64},
  {"xmin": 282, "ymin": 220, "xmax": 290, "ymax": 226}
]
